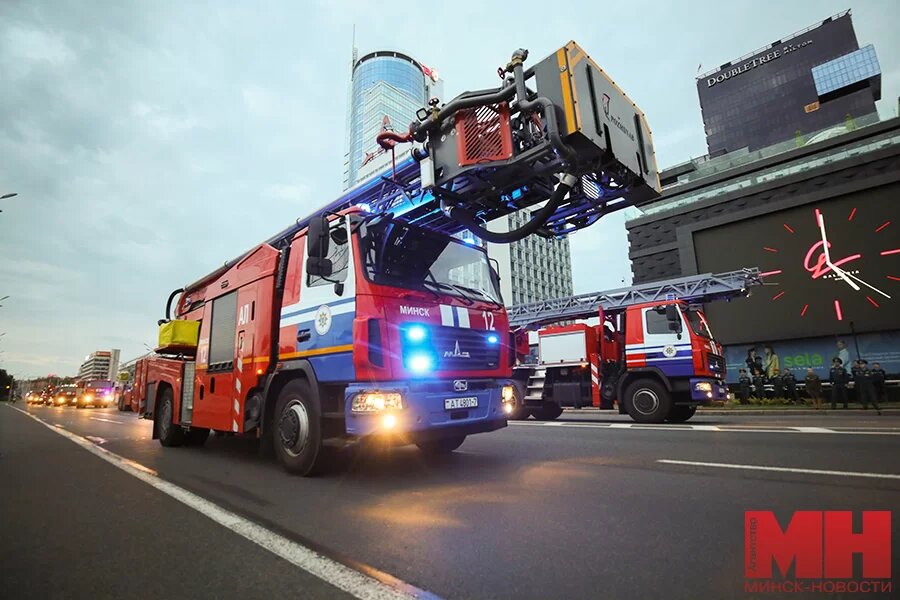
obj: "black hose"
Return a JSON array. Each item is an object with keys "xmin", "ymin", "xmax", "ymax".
[
  {"xmin": 444, "ymin": 174, "xmax": 577, "ymax": 243},
  {"xmin": 164, "ymin": 288, "xmax": 184, "ymax": 322}
]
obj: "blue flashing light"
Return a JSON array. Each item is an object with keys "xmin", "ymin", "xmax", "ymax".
[
  {"xmin": 486, "ymin": 333, "xmax": 499, "ymax": 344},
  {"xmin": 355, "ymin": 203, "xmax": 372, "ymax": 213},
  {"xmin": 408, "ymin": 353, "xmax": 434, "ymax": 374},
  {"xmin": 406, "ymin": 325, "xmax": 428, "ymax": 342},
  {"xmin": 463, "ymin": 237, "xmax": 477, "ymax": 245}
]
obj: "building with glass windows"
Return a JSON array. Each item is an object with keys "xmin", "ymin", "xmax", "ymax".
[
  {"xmin": 626, "ymin": 117, "xmax": 900, "ymax": 379},
  {"xmin": 484, "ymin": 211, "xmax": 574, "ymax": 308},
  {"xmin": 77, "ymin": 349, "xmax": 120, "ymax": 382},
  {"xmin": 697, "ymin": 10, "xmax": 881, "ymax": 157},
  {"xmin": 343, "ymin": 50, "xmax": 441, "ymax": 189}
]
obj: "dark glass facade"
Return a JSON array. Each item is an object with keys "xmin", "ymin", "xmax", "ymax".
[{"xmin": 697, "ymin": 12, "xmax": 879, "ymax": 156}]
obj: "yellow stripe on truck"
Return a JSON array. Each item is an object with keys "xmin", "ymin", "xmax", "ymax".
[{"xmin": 556, "ymin": 48, "xmax": 577, "ymax": 135}]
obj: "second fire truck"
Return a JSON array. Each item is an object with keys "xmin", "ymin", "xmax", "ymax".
[{"xmin": 508, "ymin": 270, "xmax": 761, "ymax": 423}]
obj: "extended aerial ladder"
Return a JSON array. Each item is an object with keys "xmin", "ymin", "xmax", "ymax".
[
  {"xmin": 185, "ymin": 42, "xmax": 661, "ymax": 292},
  {"xmin": 508, "ymin": 268, "xmax": 764, "ymax": 330}
]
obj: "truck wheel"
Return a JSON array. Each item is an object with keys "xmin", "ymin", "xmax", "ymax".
[
  {"xmin": 185, "ymin": 428, "xmax": 210, "ymax": 446},
  {"xmin": 623, "ymin": 379, "xmax": 671, "ymax": 424},
  {"xmin": 667, "ymin": 405, "xmax": 697, "ymax": 423},
  {"xmin": 273, "ymin": 379, "xmax": 324, "ymax": 476},
  {"xmin": 416, "ymin": 435, "xmax": 466, "ymax": 455},
  {"xmin": 532, "ymin": 403, "xmax": 563, "ymax": 421},
  {"xmin": 157, "ymin": 389, "xmax": 185, "ymax": 447}
]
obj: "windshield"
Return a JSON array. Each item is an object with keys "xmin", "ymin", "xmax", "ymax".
[
  {"xmin": 87, "ymin": 380, "xmax": 113, "ymax": 390},
  {"xmin": 361, "ymin": 219, "xmax": 502, "ymax": 304},
  {"xmin": 685, "ymin": 309, "xmax": 713, "ymax": 340}
]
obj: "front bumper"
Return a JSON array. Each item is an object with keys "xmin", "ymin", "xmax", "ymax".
[
  {"xmin": 689, "ymin": 378, "xmax": 728, "ymax": 403},
  {"xmin": 344, "ymin": 379, "xmax": 510, "ymax": 439}
]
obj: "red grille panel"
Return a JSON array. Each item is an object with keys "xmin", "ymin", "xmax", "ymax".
[{"xmin": 455, "ymin": 103, "xmax": 513, "ymax": 166}]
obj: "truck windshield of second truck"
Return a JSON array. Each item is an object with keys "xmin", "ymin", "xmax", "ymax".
[{"xmin": 362, "ymin": 219, "xmax": 502, "ymax": 304}]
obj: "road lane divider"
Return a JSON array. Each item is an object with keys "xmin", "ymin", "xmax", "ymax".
[
  {"xmin": 509, "ymin": 421, "xmax": 900, "ymax": 436},
  {"xmin": 5, "ymin": 404, "xmax": 436, "ymax": 600},
  {"xmin": 657, "ymin": 459, "xmax": 900, "ymax": 480},
  {"xmin": 89, "ymin": 416, "xmax": 126, "ymax": 424}
]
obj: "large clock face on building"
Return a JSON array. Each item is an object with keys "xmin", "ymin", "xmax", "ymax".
[
  {"xmin": 692, "ymin": 188, "xmax": 900, "ymax": 344},
  {"xmin": 758, "ymin": 204, "xmax": 898, "ymax": 323}
]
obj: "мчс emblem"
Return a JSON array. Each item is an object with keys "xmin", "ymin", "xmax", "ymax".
[{"xmin": 314, "ymin": 304, "xmax": 332, "ymax": 336}]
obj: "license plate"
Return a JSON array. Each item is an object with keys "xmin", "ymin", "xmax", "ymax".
[{"xmin": 444, "ymin": 396, "xmax": 478, "ymax": 410}]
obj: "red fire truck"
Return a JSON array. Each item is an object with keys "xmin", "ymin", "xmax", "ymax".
[
  {"xmin": 508, "ymin": 270, "xmax": 761, "ymax": 423},
  {"xmin": 135, "ymin": 41, "xmax": 663, "ymax": 474}
]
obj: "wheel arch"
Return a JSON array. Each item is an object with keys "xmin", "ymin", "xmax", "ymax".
[{"xmin": 260, "ymin": 360, "xmax": 321, "ymax": 439}]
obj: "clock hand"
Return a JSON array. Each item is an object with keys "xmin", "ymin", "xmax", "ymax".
[
  {"xmin": 832, "ymin": 265, "xmax": 892, "ymax": 299},
  {"xmin": 817, "ymin": 213, "xmax": 860, "ymax": 290}
]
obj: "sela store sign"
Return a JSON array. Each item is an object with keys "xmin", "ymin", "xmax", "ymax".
[{"xmin": 707, "ymin": 39, "xmax": 813, "ymax": 87}]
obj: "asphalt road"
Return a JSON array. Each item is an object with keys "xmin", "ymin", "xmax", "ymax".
[{"xmin": 3, "ymin": 402, "xmax": 899, "ymax": 599}]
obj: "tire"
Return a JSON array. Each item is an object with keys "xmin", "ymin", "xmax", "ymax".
[
  {"xmin": 272, "ymin": 379, "xmax": 324, "ymax": 476},
  {"xmin": 532, "ymin": 403, "xmax": 563, "ymax": 421},
  {"xmin": 185, "ymin": 428, "xmax": 210, "ymax": 447},
  {"xmin": 623, "ymin": 379, "xmax": 672, "ymax": 424},
  {"xmin": 117, "ymin": 395, "xmax": 125, "ymax": 411},
  {"xmin": 156, "ymin": 388, "xmax": 185, "ymax": 447},
  {"xmin": 667, "ymin": 405, "xmax": 697, "ymax": 423},
  {"xmin": 416, "ymin": 435, "xmax": 466, "ymax": 455},
  {"xmin": 509, "ymin": 406, "xmax": 532, "ymax": 420}
]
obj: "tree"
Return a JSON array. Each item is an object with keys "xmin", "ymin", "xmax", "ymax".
[{"xmin": 0, "ymin": 368, "xmax": 13, "ymax": 401}]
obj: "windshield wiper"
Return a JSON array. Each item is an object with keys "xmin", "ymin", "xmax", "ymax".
[
  {"xmin": 424, "ymin": 270, "xmax": 475, "ymax": 305},
  {"xmin": 449, "ymin": 283, "xmax": 503, "ymax": 309}
]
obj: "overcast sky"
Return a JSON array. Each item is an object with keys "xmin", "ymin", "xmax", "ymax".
[{"xmin": 1, "ymin": 0, "xmax": 898, "ymax": 377}]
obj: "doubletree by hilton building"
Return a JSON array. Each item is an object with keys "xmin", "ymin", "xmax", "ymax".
[{"xmin": 698, "ymin": 10, "xmax": 881, "ymax": 157}]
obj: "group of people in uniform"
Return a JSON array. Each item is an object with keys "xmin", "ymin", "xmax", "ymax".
[{"xmin": 734, "ymin": 340, "xmax": 887, "ymax": 413}]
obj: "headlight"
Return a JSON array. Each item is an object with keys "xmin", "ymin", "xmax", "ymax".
[
  {"xmin": 694, "ymin": 382, "xmax": 712, "ymax": 393},
  {"xmin": 405, "ymin": 325, "xmax": 428, "ymax": 342},
  {"xmin": 85, "ymin": 394, "xmax": 94, "ymax": 401},
  {"xmin": 104, "ymin": 394, "xmax": 112, "ymax": 400},
  {"xmin": 351, "ymin": 392, "xmax": 403, "ymax": 412},
  {"xmin": 408, "ymin": 353, "xmax": 434, "ymax": 374},
  {"xmin": 501, "ymin": 385, "xmax": 515, "ymax": 403}
]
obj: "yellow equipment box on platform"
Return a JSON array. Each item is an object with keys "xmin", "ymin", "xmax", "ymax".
[{"xmin": 158, "ymin": 320, "xmax": 200, "ymax": 349}]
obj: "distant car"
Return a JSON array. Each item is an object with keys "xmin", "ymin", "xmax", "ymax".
[
  {"xmin": 59, "ymin": 390, "xmax": 78, "ymax": 407},
  {"xmin": 77, "ymin": 381, "xmax": 115, "ymax": 409}
]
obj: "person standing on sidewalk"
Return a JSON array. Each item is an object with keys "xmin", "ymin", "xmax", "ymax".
[
  {"xmin": 764, "ymin": 345, "xmax": 780, "ymax": 379},
  {"xmin": 871, "ymin": 362, "xmax": 887, "ymax": 404},
  {"xmin": 781, "ymin": 368, "xmax": 799, "ymax": 404},
  {"xmin": 805, "ymin": 367, "xmax": 823, "ymax": 410},
  {"xmin": 830, "ymin": 357, "xmax": 849, "ymax": 410},
  {"xmin": 771, "ymin": 368, "xmax": 784, "ymax": 400},
  {"xmin": 856, "ymin": 359, "xmax": 881, "ymax": 414},
  {"xmin": 737, "ymin": 368, "xmax": 751, "ymax": 404}
]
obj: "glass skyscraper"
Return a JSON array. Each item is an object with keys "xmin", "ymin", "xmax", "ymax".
[{"xmin": 344, "ymin": 51, "xmax": 439, "ymax": 189}]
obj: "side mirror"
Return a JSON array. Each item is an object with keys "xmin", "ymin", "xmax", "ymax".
[
  {"xmin": 307, "ymin": 216, "xmax": 330, "ymax": 261},
  {"xmin": 664, "ymin": 304, "xmax": 678, "ymax": 323},
  {"xmin": 307, "ymin": 216, "xmax": 332, "ymax": 277}
]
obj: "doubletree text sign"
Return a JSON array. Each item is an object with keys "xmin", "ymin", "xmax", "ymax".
[
  {"xmin": 707, "ymin": 39, "xmax": 812, "ymax": 87},
  {"xmin": 745, "ymin": 511, "xmax": 892, "ymax": 594}
]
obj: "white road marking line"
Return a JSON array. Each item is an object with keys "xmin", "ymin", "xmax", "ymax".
[
  {"xmin": 508, "ymin": 421, "xmax": 900, "ymax": 436},
  {"xmin": 657, "ymin": 459, "xmax": 900, "ymax": 480},
  {"xmin": 5, "ymin": 405, "xmax": 425, "ymax": 600},
  {"xmin": 85, "ymin": 435, "xmax": 108, "ymax": 445},
  {"xmin": 90, "ymin": 416, "xmax": 125, "ymax": 424}
]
